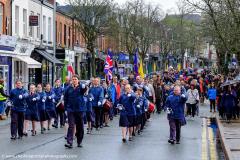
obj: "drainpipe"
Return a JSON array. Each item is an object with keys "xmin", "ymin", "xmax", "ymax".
[{"xmin": 10, "ymin": 0, "xmax": 13, "ymax": 36}]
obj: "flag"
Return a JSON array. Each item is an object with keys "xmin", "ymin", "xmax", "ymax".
[
  {"xmin": 104, "ymin": 48, "xmax": 113, "ymax": 80},
  {"xmin": 67, "ymin": 65, "xmax": 75, "ymax": 74},
  {"xmin": 138, "ymin": 57, "xmax": 144, "ymax": 78},
  {"xmin": 153, "ymin": 62, "xmax": 156, "ymax": 72},
  {"xmin": 133, "ymin": 49, "xmax": 139, "ymax": 77}
]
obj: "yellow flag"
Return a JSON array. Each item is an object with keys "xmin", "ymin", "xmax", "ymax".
[
  {"xmin": 138, "ymin": 59, "xmax": 145, "ymax": 78},
  {"xmin": 153, "ymin": 63, "xmax": 156, "ymax": 72},
  {"xmin": 177, "ymin": 63, "xmax": 181, "ymax": 71}
]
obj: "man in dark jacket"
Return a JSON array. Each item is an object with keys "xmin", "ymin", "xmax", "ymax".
[
  {"xmin": 64, "ymin": 75, "xmax": 87, "ymax": 148},
  {"xmin": 165, "ymin": 85, "xmax": 187, "ymax": 144},
  {"xmin": 9, "ymin": 80, "xmax": 28, "ymax": 139}
]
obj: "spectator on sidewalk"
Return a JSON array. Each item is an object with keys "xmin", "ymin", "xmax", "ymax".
[{"xmin": 0, "ymin": 79, "xmax": 9, "ymax": 120}]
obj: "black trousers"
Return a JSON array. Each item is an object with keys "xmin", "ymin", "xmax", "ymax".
[
  {"xmin": 67, "ymin": 112, "xmax": 84, "ymax": 145},
  {"xmin": 186, "ymin": 103, "xmax": 197, "ymax": 117},
  {"xmin": 54, "ymin": 107, "xmax": 65, "ymax": 126},
  {"xmin": 141, "ymin": 113, "xmax": 147, "ymax": 130},
  {"xmin": 210, "ymin": 100, "xmax": 216, "ymax": 111},
  {"xmin": 11, "ymin": 110, "xmax": 24, "ymax": 137},
  {"xmin": 156, "ymin": 99, "xmax": 162, "ymax": 112},
  {"xmin": 94, "ymin": 107, "xmax": 103, "ymax": 128},
  {"xmin": 169, "ymin": 118, "xmax": 181, "ymax": 142}
]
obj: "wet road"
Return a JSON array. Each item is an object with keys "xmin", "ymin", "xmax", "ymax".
[{"xmin": 0, "ymin": 104, "xmax": 222, "ymax": 160}]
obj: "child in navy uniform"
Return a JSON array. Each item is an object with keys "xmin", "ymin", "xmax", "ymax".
[
  {"xmin": 86, "ymin": 93, "xmax": 94, "ymax": 134},
  {"xmin": 24, "ymin": 84, "xmax": 40, "ymax": 136},
  {"xmin": 45, "ymin": 83, "xmax": 56, "ymax": 130},
  {"xmin": 37, "ymin": 84, "xmax": 47, "ymax": 134},
  {"xmin": 134, "ymin": 87, "xmax": 146, "ymax": 135},
  {"xmin": 118, "ymin": 84, "xmax": 136, "ymax": 142}
]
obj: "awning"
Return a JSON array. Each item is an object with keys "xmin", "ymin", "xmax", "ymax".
[
  {"xmin": 15, "ymin": 55, "xmax": 42, "ymax": 68},
  {"xmin": 35, "ymin": 49, "xmax": 63, "ymax": 65}
]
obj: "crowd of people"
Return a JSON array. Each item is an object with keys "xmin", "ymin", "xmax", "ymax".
[{"xmin": 0, "ymin": 67, "xmax": 239, "ymax": 148}]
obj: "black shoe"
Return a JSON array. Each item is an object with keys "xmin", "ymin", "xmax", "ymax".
[
  {"xmin": 48, "ymin": 127, "xmax": 50, "ymax": 130},
  {"xmin": 138, "ymin": 130, "xmax": 141, "ymax": 135},
  {"xmin": 64, "ymin": 136, "xmax": 67, "ymax": 140},
  {"xmin": 32, "ymin": 131, "xmax": 36, "ymax": 136},
  {"xmin": 23, "ymin": 132, "xmax": 28, "ymax": 136},
  {"xmin": 122, "ymin": 138, "xmax": 126, "ymax": 143},
  {"xmin": 10, "ymin": 136, "xmax": 16, "ymax": 140},
  {"xmin": 104, "ymin": 124, "xmax": 110, "ymax": 127},
  {"xmin": 65, "ymin": 143, "xmax": 73, "ymax": 149},
  {"xmin": 176, "ymin": 141, "xmax": 180, "ymax": 144},
  {"xmin": 52, "ymin": 124, "xmax": 58, "ymax": 128},
  {"xmin": 96, "ymin": 128, "xmax": 99, "ymax": 131},
  {"xmin": 129, "ymin": 137, "xmax": 133, "ymax": 141},
  {"xmin": 42, "ymin": 128, "xmax": 46, "ymax": 131},
  {"xmin": 132, "ymin": 132, "xmax": 136, "ymax": 136},
  {"xmin": 168, "ymin": 139, "xmax": 175, "ymax": 144},
  {"xmin": 100, "ymin": 125, "xmax": 103, "ymax": 128},
  {"xmin": 77, "ymin": 144, "xmax": 83, "ymax": 148},
  {"xmin": 17, "ymin": 136, "xmax": 23, "ymax": 139}
]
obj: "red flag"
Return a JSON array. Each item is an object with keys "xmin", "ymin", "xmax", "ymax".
[{"xmin": 67, "ymin": 65, "xmax": 75, "ymax": 74}]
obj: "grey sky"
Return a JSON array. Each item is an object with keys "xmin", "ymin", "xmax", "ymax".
[{"xmin": 56, "ymin": 0, "xmax": 180, "ymax": 14}]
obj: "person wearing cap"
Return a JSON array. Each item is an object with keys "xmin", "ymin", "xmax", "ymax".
[
  {"xmin": 9, "ymin": 80, "xmax": 29, "ymax": 140},
  {"xmin": 0, "ymin": 79, "xmax": 8, "ymax": 120},
  {"xmin": 165, "ymin": 85, "xmax": 188, "ymax": 144},
  {"xmin": 64, "ymin": 74, "xmax": 87, "ymax": 148}
]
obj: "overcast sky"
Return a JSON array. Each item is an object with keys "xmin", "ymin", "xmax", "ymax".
[{"xmin": 56, "ymin": 0, "xmax": 180, "ymax": 14}]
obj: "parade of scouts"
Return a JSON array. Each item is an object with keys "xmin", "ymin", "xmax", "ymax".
[{"xmin": 0, "ymin": 0, "xmax": 240, "ymax": 159}]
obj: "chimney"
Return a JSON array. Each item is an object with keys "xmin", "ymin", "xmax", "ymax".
[{"xmin": 48, "ymin": 0, "xmax": 55, "ymax": 5}]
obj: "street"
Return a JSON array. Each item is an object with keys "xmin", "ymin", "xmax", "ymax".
[{"xmin": 0, "ymin": 104, "xmax": 223, "ymax": 160}]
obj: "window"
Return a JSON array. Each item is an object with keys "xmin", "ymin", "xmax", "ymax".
[
  {"xmin": 23, "ymin": 9, "xmax": 27, "ymax": 37},
  {"xmin": 0, "ymin": 3, "xmax": 3, "ymax": 34},
  {"xmin": 48, "ymin": 17, "xmax": 51, "ymax": 42},
  {"xmin": 29, "ymin": 11, "xmax": 34, "ymax": 37},
  {"xmin": 15, "ymin": 5, "xmax": 19, "ymax": 36},
  {"xmin": 68, "ymin": 26, "xmax": 71, "ymax": 48},
  {"xmin": 37, "ymin": 13, "xmax": 40, "ymax": 39},
  {"xmin": 43, "ymin": 15, "xmax": 46, "ymax": 40},
  {"xmin": 64, "ymin": 24, "xmax": 66, "ymax": 46},
  {"xmin": 59, "ymin": 22, "xmax": 62, "ymax": 45}
]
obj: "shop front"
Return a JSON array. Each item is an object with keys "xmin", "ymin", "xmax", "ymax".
[{"xmin": 31, "ymin": 48, "xmax": 63, "ymax": 86}]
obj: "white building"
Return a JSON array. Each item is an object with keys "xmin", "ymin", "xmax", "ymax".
[{"xmin": 11, "ymin": 0, "xmax": 41, "ymax": 89}]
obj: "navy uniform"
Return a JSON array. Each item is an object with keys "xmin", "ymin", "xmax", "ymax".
[
  {"xmin": 37, "ymin": 91, "xmax": 47, "ymax": 123},
  {"xmin": 89, "ymin": 86, "xmax": 104, "ymax": 129},
  {"xmin": 45, "ymin": 90, "xmax": 56, "ymax": 120},
  {"xmin": 53, "ymin": 86, "xmax": 64, "ymax": 128},
  {"xmin": 9, "ymin": 87, "xmax": 28, "ymax": 139},
  {"xmin": 118, "ymin": 92, "xmax": 136, "ymax": 127},
  {"xmin": 64, "ymin": 83, "xmax": 86, "ymax": 148},
  {"xmin": 25, "ymin": 92, "xmax": 40, "ymax": 121}
]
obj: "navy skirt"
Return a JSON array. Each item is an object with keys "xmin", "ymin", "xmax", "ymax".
[
  {"xmin": 127, "ymin": 115, "xmax": 135, "ymax": 127},
  {"xmin": 38, "ymin": 110, "xmax": 47, "ymax": 121},
  {"xmin": 135, "ymin": 115, "xmax": 142, "ymax": 125},
  {"xmin": 86, "ymin": 111, "xmax": 93, "ymax": 122},
  {"xmin": 25, "ymin": 110, "xmax": 39, "ymax": 121},
  {"xmin": 119, "ymin": 114, "xmax": 128, "ymax": 127},
  {"xmin": 46, "ymin": 110, "xmax": 57, "ymax": 120}
]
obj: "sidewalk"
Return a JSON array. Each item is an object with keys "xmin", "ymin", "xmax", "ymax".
[
  {"xmin": 216, "ymin": 116, "xmax": 240, "ymax": 160},
  {"xmin": 0, "ymin": 117, "xmax": 10, "ymax": 126}
]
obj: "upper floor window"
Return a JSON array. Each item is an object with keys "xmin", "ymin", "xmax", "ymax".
[
  {"xmin": 29, "ymin": 11, "xmax": 34, "ymax": 37},
  {"xmin": 37, "ymin": 13, "xmax": 40, "ymax": 39},
  {"xmin": 0, "ymin": 3, "xmax": 3, "ymax": 34},
  {"xmin": 48, "ymin": 17, "xmax": 51, "ymax": 42},
  {"xmin": 43, "ymin": 15, "xmax": 46, "ymax": 40},
  {"xmin": 23, "ymin": 9, "xmax": 27, "ymax": 37},
  {"xmin": 15, "ymin": 5, "xmax": 19, "ymax": 36}
]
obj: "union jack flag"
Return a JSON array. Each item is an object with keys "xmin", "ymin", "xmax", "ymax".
[{"xmin": 104, "ymin": 48, "xmax": 113, "ymax": 80}]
